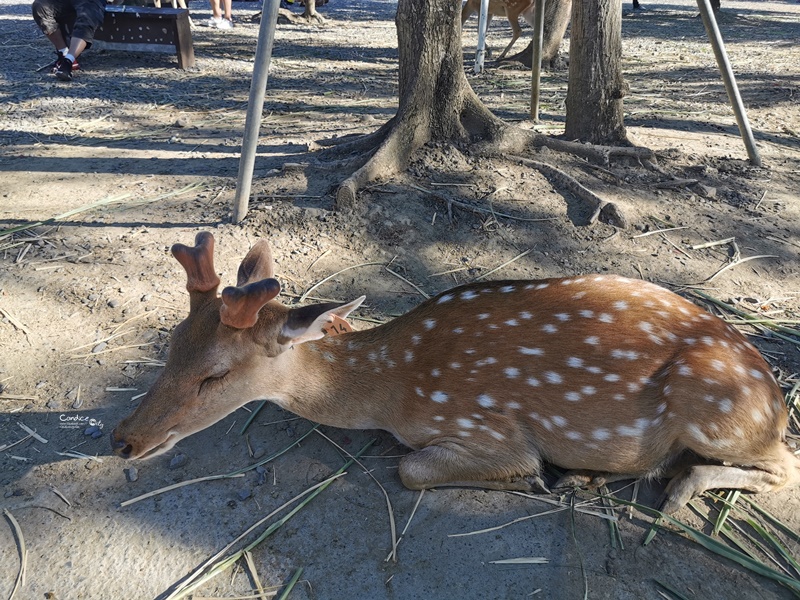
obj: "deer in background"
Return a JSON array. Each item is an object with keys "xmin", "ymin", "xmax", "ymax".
[
  {"xmin": 112, "ymin": 233, "xmax": 798, "ymax": 513},
  {"xmin": 461, "ymin": 0, "xmax": 536, "ymax": 61}
]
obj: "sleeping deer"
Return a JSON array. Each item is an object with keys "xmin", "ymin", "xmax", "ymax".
[
  {"xmin": 112, "ymin": 233, "xmax": 798, "ymax": 513},
  {"xmin": 461, "ymin": 0, "xmax": 536, "ymax": 61}
]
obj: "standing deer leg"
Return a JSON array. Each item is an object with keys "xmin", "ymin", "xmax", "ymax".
[
  {"xmin": 496, "ymin": 16, "xmax": 521, "ymax": 60},
  {"xmin": 399, "ymin": 442, "xmax": 546, "ymax": 491}
]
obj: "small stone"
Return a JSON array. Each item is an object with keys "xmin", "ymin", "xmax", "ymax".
[
  {"xmin": 85, "ymin": 461, "xmax": 96, "ymax": 471},
  {"xmin": 169, "ymin": 454, "xmax": 187, "ymax": 469},
  {"xmin": 237, "ymin": 488, "xmax": 252, "ymax": 501},
  {"xmin": 92, "ymin": 342, "xmax": 107, "ymax": 354},
  {"xmin": 84, "ymin": 425, "xmax": 99, "ymax": 436},
  {"xmin": 252, "ymin": 448, "xmax": 266, "ymax": 460},
  {"xmin": 108, "ymin": 299, "xmax": 120, "ymax": 308},
  {"xmin": 124, "ymin": 467, "xmax": 139, "ymax": 482},
  {"xmin": 91, "ymin": 429, "xmax": 104, "ymax": 439}
]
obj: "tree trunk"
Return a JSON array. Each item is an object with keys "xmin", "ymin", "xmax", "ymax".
[
  {"xmin": 564, "ymin": 0, "xmax": 628, "ymax": 145},
  {"xmin": 334, "ymin": 0, "xmax": 506, "ymax": 208},
  {"xmin": 500, "ymin": 0, "xmax": 572, "ymax": 69}
]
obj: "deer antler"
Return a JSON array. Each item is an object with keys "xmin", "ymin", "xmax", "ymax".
[
  {"xmin": 220, "ymin": 279, "xmax": 281, "ymax": 329},
  {"xmin": 171, "ymin": 232, "xmax": 221, "ymax": 295}
]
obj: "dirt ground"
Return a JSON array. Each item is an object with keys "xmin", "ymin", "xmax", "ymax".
[{"xmin": 1, "ymin": 0, "xmax": 799, "ymax": 598}]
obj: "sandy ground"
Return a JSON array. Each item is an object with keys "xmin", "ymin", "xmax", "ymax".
[{"xmin": 1, "ymin": 0, "xmax": 799, "ymax": 598}]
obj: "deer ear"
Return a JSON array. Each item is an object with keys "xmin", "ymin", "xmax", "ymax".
[
  {"xmin": 280, "ymin": 296, "xmax": 365, "ymax": 346},
  {"xmin": 237, "ymin": 240, "xmax": 274, "ymax": 286}
]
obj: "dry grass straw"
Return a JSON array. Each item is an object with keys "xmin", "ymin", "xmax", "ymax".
[
  {"xmin": 300, "ymin": 261, "xmax": 385, "ymax": 302},
  {"xmin": 603, "ymin": 494, "xmax": 800, "ymax": 595},
  {"xmin": 0, "ymin": 182, "xmax": 205, "ymax": 239},
  {"xmin": 121, "ymin": 425, "xmax": 320, "ymax": 507},
  {"xmin": 386, "ymin": 490, "xmax": 425, "ymax": 562},
  {"xmin": 314, "ymin": 429, "xmax": 398, "ymax": 561},
  {"xmin": 164, "ymin": 439, "xmax": 374, "ymax": 600},
  {"xmin": 3, "ymin": 509, "xmax": 26, "ymax": 600},
  {"xmin": 692, "ymin": 290, "xmax": 800, "ymax": 346}
]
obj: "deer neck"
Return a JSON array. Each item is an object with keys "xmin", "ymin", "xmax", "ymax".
[{"xmin": 262, "ymin": 328, "xmax": 402, "ymax": 432}]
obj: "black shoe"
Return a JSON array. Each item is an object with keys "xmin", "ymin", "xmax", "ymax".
[{"xmin": 55, "ymin": 56, "xmax": 74, "ymax": 81}]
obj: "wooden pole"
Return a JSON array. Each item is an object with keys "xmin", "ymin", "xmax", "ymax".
[
  {"xmin": 530, "ymin": 0, "xmax": 546, "ymax": 121},
  {"xmin": 695, "ymin": 0, "xmax": 761, "ymax": 166},
  {"xmin": 232, "ymin": 0, "xmax": 282, "ymax": 224}
]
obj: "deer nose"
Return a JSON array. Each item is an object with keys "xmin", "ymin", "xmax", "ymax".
[{"xmin": 110, "ymin": 430, "xmax": 133, "ymax": 459}]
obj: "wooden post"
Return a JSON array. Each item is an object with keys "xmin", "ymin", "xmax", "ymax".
[
  {"xmin": 530, "ymin": 0, "xmax": 546, "ymax": 121},
  {"xmin": 232, "ymin": 0, "xmax": 282, "ymax": 224},
  {"xmin": 695, "ymin": 0, "xmax": 761, "ymax": 166}
]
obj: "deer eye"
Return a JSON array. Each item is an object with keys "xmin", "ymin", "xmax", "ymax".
[{"xmin": 199, "ymin": 371, "xmax": 229, "ymax": 393}]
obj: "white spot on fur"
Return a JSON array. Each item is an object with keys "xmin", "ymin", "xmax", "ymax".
[
  {"xmin": 565, "ymin": 431, "xmax": 583, "ymax": 441},
  {"xmin": 450, "ymin": 362, "xmax": 461, "ymax": 369},
  {"xmin": 598, "ymin": 313, "xmax": 614, "ymax": 323},
  {"xmin": 504, "ymin": 367, "xmax": 520, "ymax": 378},
  {"xmin": 405, "ymin": 350, "xmax": 414, "ymax": 363},
  {"xmin": 711, "ymin": 359, "xmax": 725, "ymax": 372},
  {"xmin": 423, "ymin": 319, "xmax": 437, "ymax": 331},
  {"xmin": 604, "ymin": 374, "xmax": 621, "ymax": 382},
  {"xmin": 545, "ymin": 371, "xmax": 563, "ymax": 384},
  {"xmin": 552, "ymin": 415, "xmax": 568, "ymax": 427},
  {"xmin": 475, "ymin": 357, "xmax": 497, "ymax": 367},
  {"xmin": 581, "ymin": 386, "xmax": 597, "ymax": 395},
  {"xmin": 500, "ymin": 285, "xmax": 516, "ymax": 293},
  {"xmin": 611, "ymin": 349, "xmax": 640, "ymax": 361},
  {"xmin": 555, "ymin": 313, "xmax": 570, "ymax": 322},
  {"xmin": 430, "ymin": 391, "xmax": 448, "ymax": 403},
  {"xmin": 478, "ymin": 313, "xmax": 490, "ymax": 320},
  {"xmin": 678, "ymin": 364, "xmax": 693, "ymax": 376},
  {"xmin": 527, "ymin": 377, "xmax": 541, "ymax": 387},
  {"xmin": 613, "ymin": 301, "xmax": 629, "ymax": 311},
  {"xmin": 415, "ymin": 387, "xmax": 424, "ymax": 397},
  {"xmin": 457, "ymin": 418, "xmax": 475, "ymax": 429},
  {"xmin": 411, "ymin": 335, "xmax": 421, "ymax": 346},
  {"xmin": 536, "ymin": 283, "xmax": 549, "ymax": 290},
  {"xmin": 461, "ymin": 291, "xmax": 478, "ymax": 300},
  {"xmin": 437, "ymin": 294, "xmax": 454, "ymax": 304},
  {"xmin": 431, "ymin": 368, "xmax": 441, "ymax": 377},
  {"xmin": 579, "ymin": 310, "xmax": 594, "ymax": 318},
  {"xmin": 477, "ymin": 394, "xmax": 495, "ymax": 408},
  {"xmin": 585, "ymin": 336, "xmax": 600, "ymax": 345},
  {"xmin": 749, "ymin": 369, "xmax": 764, "ymax": 380},
  {"xmin": 505, "ymin": 319, "xmax": 519, "ymax": 327},
  {"xmin": 519, "ymin": 311, "xmax": 533, "ymax": 320},
  {"xmin": 564, "ymin": 391, "xmax": 581, "ymax": 402},
  {"xmin": 542, "ymin": 324, "xmax": 558, "ymax": 333},
  {"xmin": 433, "ymin": 415, "xmax": 445, "ymax": 422},
  {"xmin": 453, "ymin": 327, "xmax": 464, "ymax": 334},
  {"xmin": 639, "ymin": 322, "xmax": 654, "ymax": 333},
  {"xmin": 592, "ymin": 428, "xmax": 611, "ymax": 441},
  {"xmin": 566, "ymin": 357, "xmax": 584, "ymax": 368},
  {"xmin": 718, "ymin": 398, "xmax": 733, "ymax": 413},
  {"xmin": 519, "ymin": 346, "xmax": 544, "ymax": 356},
  {"xmin": 507, "ymin": 401, "xmax": 521, "ymax": 410}
]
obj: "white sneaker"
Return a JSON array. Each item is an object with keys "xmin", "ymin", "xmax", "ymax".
[
  {"xmin": 205, "ymin": 16, "xmax": 223, "ymax": 27},
  {"xmin": 216, "ymin": 18, "xmax": 234, "ymax": 29}
]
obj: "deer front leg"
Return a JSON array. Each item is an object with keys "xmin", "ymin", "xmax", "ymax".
[
  {"xmin": 496, "ymin": 17, "xmax": 522, "ymax": 60},
  {"xmin": 398, "ymin": 442, "xmax": 547, "ymax": 492}
]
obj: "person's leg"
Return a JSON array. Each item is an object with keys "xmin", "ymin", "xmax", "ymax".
[
  {"xmin": 209, "ymin": 0, "xmax": 222, "ymax": 20},
  {"xmin": 221, "ymin": 0, "xmax": 232, "ymax": 21},
  {"xmin": 32, "ymin": 0, "xmax": 73, "ymax": 54}
]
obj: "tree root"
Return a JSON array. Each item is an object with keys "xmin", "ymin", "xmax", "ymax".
[
  {"xmin": 508, "ymin": 155, "xmax": 629, "ymax": 229},
  {"xmin": 251, "ymin": 8, "xmax": 327, "ymax": 25}
]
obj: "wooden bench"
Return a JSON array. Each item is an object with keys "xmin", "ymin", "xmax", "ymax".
[{"xmin": 93, "ymin": 6, "xmax": 195, "ymax": 69}]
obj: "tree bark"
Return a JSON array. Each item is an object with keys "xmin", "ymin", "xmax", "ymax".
[
  {"xmin": 564, "ymin": 0, "xmax": 628, "ymax": 145},
  {"xmin": 333, "ymin": 0, "xmax": 507, "ymax": 209},
  {"xmin": 500, "ymin": 0, "xmax": 572, "ymax": 69}
]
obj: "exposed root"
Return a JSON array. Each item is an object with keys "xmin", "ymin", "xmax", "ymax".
[
  {"xmin": 508, "ymin": 155, "xmax": 629, "ymax": 229},
  {"xmin": 252, "ymin": 8, "xmax": 327, "ymax": 25}
]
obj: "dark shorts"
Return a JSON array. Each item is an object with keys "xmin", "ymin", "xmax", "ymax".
[{"xmin": 32, "ymin": 0, "xmax": 105, "ymax": 44}]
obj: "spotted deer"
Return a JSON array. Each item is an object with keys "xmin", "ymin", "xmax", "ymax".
[
  {"xmin": 461, "ymin": 0, "xmax": 536, "ymax": 61},
  {"xmin": 112, "ymin": 233, "xmax": 798, "ymax": 513}
]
